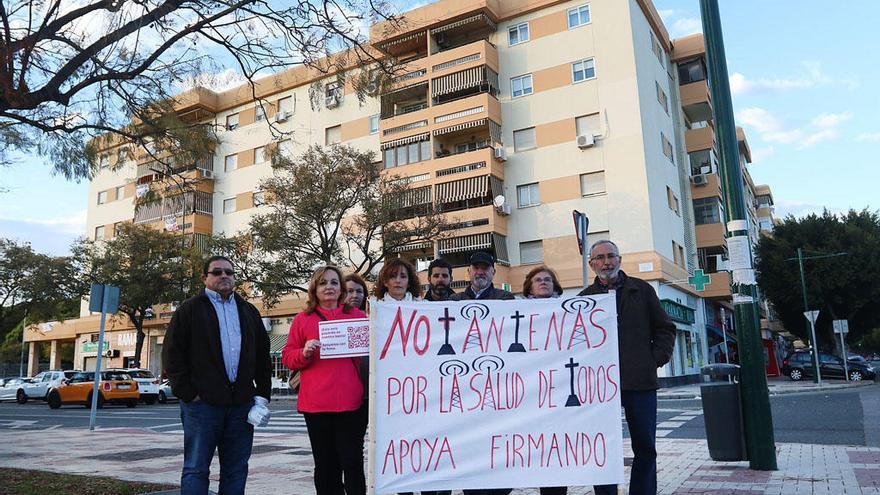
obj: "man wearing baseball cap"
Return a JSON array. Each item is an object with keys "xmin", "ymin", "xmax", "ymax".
[
  {"xmin": 448, "ymin": 252, "xmax": 513, "ymax": 494},
  {"xmin": 449, "ymin": 251, "xmax": 514, "ymax": 302}
]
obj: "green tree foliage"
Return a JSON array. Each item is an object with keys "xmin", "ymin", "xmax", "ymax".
[
  {"xmin": 72, "ymin": 223, "xmax": 203, "ymax": 366},
  {"xmin": 755, "ymin": 209, "xmax": 880, "ymax": 351},
  {"xmin": 0, "ymin": 239, "xmax": 79, "ymax": 335},
  {"xmin": 0, "ymin": 0, "xmax": 396, "ymax": 179},
  {"xmin": 214, "ymin": 144, "xmax": 449, "ymax": 307}
]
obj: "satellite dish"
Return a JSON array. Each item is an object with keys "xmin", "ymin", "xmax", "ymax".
[{"xmin": 493, "ymin": 195, "xmax": 506, "ymax": 208}]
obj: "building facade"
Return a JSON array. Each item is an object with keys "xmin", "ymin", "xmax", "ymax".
[{"xmin": 25, "ymin": 0, "xmax": 779, "ymax": 386}]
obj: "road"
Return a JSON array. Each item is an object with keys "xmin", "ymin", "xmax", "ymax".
[{"xmin": 1, "ymin": 384, "xmax": 878, "ymax": 446}]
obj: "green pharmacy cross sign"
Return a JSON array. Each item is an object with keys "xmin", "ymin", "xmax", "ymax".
[{"xmin": 688, "ymin": 269, "xmax": 712, "ymax": 292}]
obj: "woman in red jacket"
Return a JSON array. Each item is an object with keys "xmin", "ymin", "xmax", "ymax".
[{"xmin": 283, "ymin": 265, "xmax": 367, "ymax": 495}]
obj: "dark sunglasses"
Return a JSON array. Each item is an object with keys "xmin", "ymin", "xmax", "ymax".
[{"xmin": 208, "ymin": 269, "xmax": 235, "ymax": 276}]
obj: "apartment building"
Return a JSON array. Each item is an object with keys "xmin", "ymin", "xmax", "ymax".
[
  {"xmin": 672, "ymin": 33, "xmax": 781, "ymax": 368},
  {"xmin": 23, "ymin": 0, "xmax": 782, "ymax": 386}
]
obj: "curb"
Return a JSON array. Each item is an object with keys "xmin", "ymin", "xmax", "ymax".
[{"xmin": 658, "ymin": 380, "xmax": 876, "ymax": 400}]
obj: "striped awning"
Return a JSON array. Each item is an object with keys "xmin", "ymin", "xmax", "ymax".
[
  {"xmin": 391, "ymin": 241, "xmax": 433, "ymax": 253},
  {"xmin": 269, "ymin": 334, "xmax": 288, "ymax": 354},
  {"xmin": 433, "ymin": 118, "xmax": 487, "ymax": 137},
  {"xmin": 432, "ymin": 66, "xmax": 485, "ymax": 98},
  {"xmin": 438, "ymin": 232, "xmax": 492, "ymax": 254},
  {"xmin": 398, "ymin": 186, "xmax": 432, "ymax": 207},
  {"xmin": 436, "ymin": 175, "xmax": 489, "ymax": 203},
  {"xmin": 493, "ymin": 233, "xmax": 510, "ymax": 265},
  {"xmin": 378, "ymin": 30, "xmax": 426, "ymax": 49},
  {"xmin": 431, "ymin": 13, "xmax": 497, "ymax": 34},
  {"xmin": 489, "ymin": 119, "xmax": 503, "ymax": 145},
  {"xmin": 380, "ymin": 132, "xmax": 430, "ymax": 150}
]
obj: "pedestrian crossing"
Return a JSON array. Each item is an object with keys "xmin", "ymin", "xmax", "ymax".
[{"xmin": 155, "ymin": 411, "xmax": 308, "ymax": 436}]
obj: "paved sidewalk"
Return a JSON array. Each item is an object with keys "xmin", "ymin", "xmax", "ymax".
[
  {"xmin": 3, "ymin": 426, "xmax": 880, "ymax": 494},
  {"xmin": 657, "ymin": 376, "xmax": 878, "ymax": 400}
]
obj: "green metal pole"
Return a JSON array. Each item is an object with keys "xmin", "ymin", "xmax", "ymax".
[
  {"xmin": 699, "ymin": 0, "xmax": 777, "ymax": 470},
  {"xmin": 797, "ymin": 248, "xmax": 819, "ymax": 384}
]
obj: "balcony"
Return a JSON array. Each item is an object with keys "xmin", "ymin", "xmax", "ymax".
[
  {"xmin": 134, "ymin": 190, "xmax": 213, "ymax": 225},
  {"xmin": 431, "ymin": 64, "xmax": 499, "ymax": 105},
  {"xmin": 429, "ymin": 13, "xmax": 497, "ymax": 55},
  {"xmin": 696, "ymin": 222, "xmax": 726, "ymax": 249},
  {"xmin": 700, "ymin": 270, "xmax": 732, "ymax": 299},
  {"xmin": 430, "ymin": 39, "xmax": 498, "ymax": 78},
  {"xmin": 680, "ymin": 80, "xmax": 712, "ymax": 123},
  {"xmin": 433, "ymin": 146, "xmax": 504, "ymax": 180},
  {"xmin": 690, "ymin": 173, "xmax": 722, "ymax": 200},
  {"xmin": 686, "ymin": 125, "xmax": 714, "ymax": 153}
]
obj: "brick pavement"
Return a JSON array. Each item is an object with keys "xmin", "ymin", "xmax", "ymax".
[{"xmin": 3, "ymin": 426, "xmax": 880, "ymax": 494}]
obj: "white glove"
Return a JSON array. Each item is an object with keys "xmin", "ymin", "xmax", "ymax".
[{"xmin": 247, "ymin": 396, "xmax": 271, "ymax": 427}]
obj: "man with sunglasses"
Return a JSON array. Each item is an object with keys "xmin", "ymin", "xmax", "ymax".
[
  {"xmin": 578, "ymin": 240, "xmax": 675, "ymax": 495},
  {"xmin": 163, "ymin": 255, "xmax": 272, "ymax": 495}
]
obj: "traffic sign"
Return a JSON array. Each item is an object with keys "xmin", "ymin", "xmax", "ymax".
[
  {"xmin": 803, "ymin": 310, "xmax": 819, "ymax": 324},
  {"xmin": 833, "ymin": 319, "xmax": 849, "ymax": 334}
]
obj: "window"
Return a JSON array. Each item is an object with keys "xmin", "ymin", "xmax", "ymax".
[
  {"xmin": 278, "ymin": 96, "xmax": 294, "ymax": 116},
  {"xmin": 226, "ymin": 113, "xmax": 239, "ymax": 131},
  {"xmin": 689, "ymin": 149, "xmax": 713, "ymax": 175},
  {"xmin": 693, "ymin": 197, "xmax": 722, "ymax": 225},
  {"xmin": 508, "ymin": 22, "xmax": 529, "ymax": 45},
  {"xmin": 513, "ymin": 127, "xmax": 536, "ymax": 152},
  {"xmin": 520, "ymin": 240, "xmax": 544, "ymax": 264},
  {"xmin": 369, "ymin": 115, "xmax": 379, "ymax": 134},
  {"xmin": 253, "ymin": 191, "xmax": 265, "ymax": 207},
  {"xmin": 650, "ymin": 31, "xmax": 665, "ymax": 65},
  {"xmin": 572, "ymin": 58, "xmax": 596, "ymax": 82},
  {"xmin": 278, "ymin": 139, "xmax": 293, "ymax": 157},
  {"xmin": 656, "ymin": 81, "xmax": 668, "ymax": 113},
  {"xmin": 115, "ymin": 185, "xmax": 125, "ymax": 200},
  {"xmin": 254, "ymin": 146, "xmax": 266, "ymax": 163},
  {"xmin": 325, "ymin": 125, "xmax": 341, "ymax": 145},
  {"xmin": 580, "ymin": 171, "xmax": 605, "ymax": 196},
  {"xmin": 224, "ymin": 154, "xmax": 237, "ymax": 172},
  {"xmin": 326, "ymin": 81, "xmax": 343, "ymax": 103},
  {"xmin": 98, "ymin": 155, "xmax": 109, "ymax": 170},
  {"xmin": 114, "ymin": 222, "xmax": 123, "ymax": 236},
  {"xmin": 666, "ymin": 186, "xmax": 679, "ymax": 214},
  {"xmin": 576, "ymin": 113, "xmax": 600, "ymax": 137},
  {"xmin": 454, "ymin": 139, "xmax": 489, "ymax": 154},
  {"xmin": 94, "ymin": 226, "xmax": 105, "ymax": 240},
  {"xmin": 517, "ymin": 183, "xmax": 540, "ymax": 208},
  {"xmin": 672, "ymin": 241, "xmax": 684, "ymax": 266},
  {"xmin": 511, "ymin": 74, "xmax": 533, "ymax": 98},
  {"xmin": 223, "ymin": 198, "xmax": 236, "ymax": 214},
  {"xmin": 661, "ymin": 133, "xmax": 674, "ymax": 162},
  {"xmin": 97, "ymin": 191, "xmax": 108, "ymax": 205},
  {"xmin": 678, "ymin": 58, "xmax": 707, "ymax": 85},
  {"xmin": 383, "ymin": 140, "xmax": 431, "ymax": 168},
  {"xmin": 567, "ymin": 4, "xmax": 591, "ymax": 28},
  {"xmin": 255, "ymin": 105, "xmax": 266, "ymax": 122}
]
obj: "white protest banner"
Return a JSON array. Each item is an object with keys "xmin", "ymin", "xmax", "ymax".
[
  {"xmin": 370, "ymin": 295, "xmax": 623, "ymax": 493},
  {"xmin": 318, "ymin": 318, "xmax": 370, "ymax": 358}
]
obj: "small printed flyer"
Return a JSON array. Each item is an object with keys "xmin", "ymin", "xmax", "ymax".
[{"xmin": 318, "ymin": 318, "xmax": 370, "ymax": 358}]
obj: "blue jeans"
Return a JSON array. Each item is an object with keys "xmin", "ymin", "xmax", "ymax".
[
  {"xmin": 180, "ymin": 399, "xmax": 254, "ymax": 495},
  {"xmin": 595, "ymin": 390, "xmax": 657, "ymax": 495}
]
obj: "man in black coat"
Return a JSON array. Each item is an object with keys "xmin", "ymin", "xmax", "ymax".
[
  {"xmin": 163, "ymin": 255, "xmax": 272, "ymax": 495},
  {"xmin": 578, "ymin": 240, "xmax": 676, "ymax": 495},
  {"xmin": 449, "ymin": 252, "xmax": 514, "ymax": 301},
  {"xmin": 424, "ymin": 258, "xmax": 456, "ymax": 302}
]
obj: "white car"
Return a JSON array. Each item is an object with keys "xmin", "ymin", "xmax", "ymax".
[
  {"xmin": 158, "ymin": 380, "xmax": 177, "ymax": 403},
  {"xmin": 0, "ymin": 378, "xmax": 34, "ymax": 402},
  {"xmin": 116, "ymin": 368, "xmax": 161, "ymax": 404},
  {"xmin": 20, "ymin": 370, "xmax": 77, "ymax": 403}
]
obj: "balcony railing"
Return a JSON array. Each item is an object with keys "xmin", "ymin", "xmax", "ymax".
[{"xmin": 134, "ymin": 190, "xmax": 213, "ymax": 224}]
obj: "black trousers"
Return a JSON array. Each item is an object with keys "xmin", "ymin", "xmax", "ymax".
[{"xmin": 304, "ymin": 410, "xmax": 366, "ymax": 495}]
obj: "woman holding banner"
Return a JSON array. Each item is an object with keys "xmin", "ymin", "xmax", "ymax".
[
  {"xmin": 282, "ymin": 265, "xmax": 367, "ymax": 495},
  {"xmin": 522, "ymin": 265, "xmax": 567, "ymax": 495}
]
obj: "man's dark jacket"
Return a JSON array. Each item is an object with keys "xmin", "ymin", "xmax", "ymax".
[
  {"xmin": 162, "ymin": 290, "xmax": 272, "ymax": 405},
  {"xmin": 578, "ymin": 271, "xmax": 676, "ymax": 391},
  {"xmin": 449, "ymin": 283, "xmax": 515, "ymax": 301},
  {"xmin": 424, "ymin": 286, "xmax": 456, "ymax": 302}
]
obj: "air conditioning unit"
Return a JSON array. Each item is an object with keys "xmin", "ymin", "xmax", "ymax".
[
  {"xmin": 325, "ymin": 95, "xmax": 340, "ymax": 108},
  {"xmin": 274, "ymin": 111, "xmax": 289, "ymax": 122},
  {"xmin": 577, "ymin": 134, "xmax": 595, "ymax": 149},
  {"xmin": 103, "ymin": 349, "xmax": 120, "ymax": 358},
  {"xmin": 493, "ymin": 147, "xmax": 507, "ymax": 162},
  {"xmin": 691, "ymin": 174, "xmax": 708, "ymax": 186},
  {"xmin": 497, "ymin": 202, "xmax": 512, "ymax": 216},
  {"xmin": 197, "ymin": 168, "xmax": 214, "ymax": 179}
]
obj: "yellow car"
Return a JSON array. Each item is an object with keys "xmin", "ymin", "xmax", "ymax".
[{"xmin": 46, "ymin": 371, "xmax": 139, "ymax": 409}]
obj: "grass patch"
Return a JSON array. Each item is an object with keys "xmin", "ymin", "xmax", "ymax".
[{"xmin": 0, "ymin": 467, "xmax": 177, "ymax": 495}]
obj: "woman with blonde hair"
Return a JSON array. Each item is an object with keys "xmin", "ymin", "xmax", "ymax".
[{"xmin": 282, "ymin": 265, "xmax": 367, "ymax": 495}]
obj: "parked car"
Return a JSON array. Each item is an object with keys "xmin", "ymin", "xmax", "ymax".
[
  {"xmin": 46, "ymin": 371, "xmax": 139, "ymax": 409},
  {"xmin": 113, "ymin": 368, "xmax": 161, "ymax": 404},
  {"xmin": 782, "ymin": 350, "xmax": 876, "ymax": 381},
  {"xmin": 19, "ymin": 370, "xmax": 78, "ymax": 403},
  {"xmin": 0, "ymin": 378, "xmax": 33, "ymax": 402},
  {"xmin": 158, "ymin": 380, "xmax": 177, "ymax": 403}
]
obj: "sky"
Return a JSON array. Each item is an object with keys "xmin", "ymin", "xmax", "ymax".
[{"xmin": 1, "ymin": 0, "xmax": 877, "ymax": 256}]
